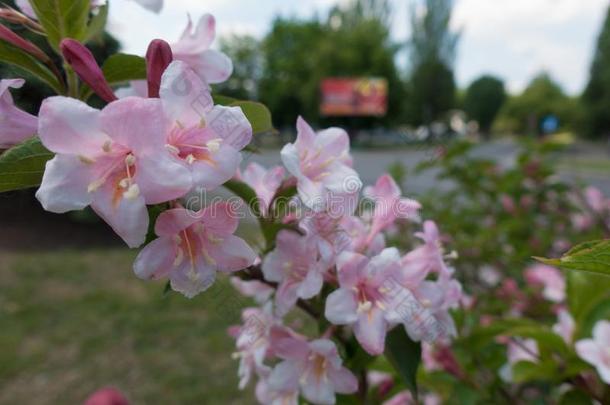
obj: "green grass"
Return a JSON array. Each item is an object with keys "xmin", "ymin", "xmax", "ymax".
[{"xmin": 0, "ymin": 250, "xmax": 256, "ymax": 404}]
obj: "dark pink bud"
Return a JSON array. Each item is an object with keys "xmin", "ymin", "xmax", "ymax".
[
  {"xmin": 145, "ymin": 39, "xmax": 173, "ymax": 98},
  {"xmin": 0, "ymin": 24, "xmax": 48, "ymax": 62},
  {"xmin": 60, "ymin": 38, "xmax": 117, "ymax": 103}
]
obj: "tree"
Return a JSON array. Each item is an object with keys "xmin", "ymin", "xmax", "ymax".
[
  {"xmin": 496, "ymin": 72, "xmax": 580, "ymax": 135},
  {"xmin": 582, "ymin": 5, "xmax": 610, "ymax": 138},
  {"xmin": 258, "ymin": 0, "xmax": 404, "ymax": 129},
  {"xmin": 215, "ymin": 34, "xmax": 262, "ymax": 100},
  {"xmin": 406, "ymin": 0, "xmax": 460, "ymax": 126},
  {"xmin": 464, "ymin": 75, "xmax": 506, "ymax": 135}
]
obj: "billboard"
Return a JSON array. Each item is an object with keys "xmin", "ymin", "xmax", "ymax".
[{"xmin": 320, "ymin": 77, "xmax": 388, "ymax": 117}]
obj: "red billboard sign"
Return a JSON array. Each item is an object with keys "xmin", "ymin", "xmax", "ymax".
[{"xmin": 320, "ymin": 77, "xmax": 388, "ymax": 117}]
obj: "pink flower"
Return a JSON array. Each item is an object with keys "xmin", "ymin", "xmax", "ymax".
[
  {"xmin": 324, "ymin": 248, "xmax": 406, "ymax": 354},
  {"xmin": 239, "ymin": 163, "xmax": 285, "ymax": 216},
  {"xmin": 575, "ymin": 320, "xmax": 610, "ymax": 384},
  {"xmin": 267, "ymin": 336, "xmax": 358, "ymax": 405},
  {"xmin": 363, "ymin": 174, "xmax": 421, "ymax": 238},
  {"xmin": 299, "ymin": 212, "xmax": 352, "ymax": 267},
  {"xmin": 230, "ymin": 277, "xmax": 274, "ymax": 304},
  {"xmin": 133, "ymin": 204, "xmax": 256, "ymax": 297},
  {"xmin": 36, "ymin": 96, "xmax": 191, "ymax": 247},
  {"xmin": 255, "ymin": 373, "xmax": 299, "ymax": 405},
  {"xmin": 160, "ymin": 61, "xmax": 252, "ymax": 190},
  {"xmin": 524, "ymin": 264, "xmax": 565, "ymax": 303},
  {"xmin": 171, "ymin": 14, "xmax": 232, "ymax": 84},
  {"xmin": 233, "ymin": 305, "xmax": 275, "ymax": 389},
  {"xmin": 262, "ymin": 231, "xmax": 325, "ymax": 316},
  {"xmin": 0, "ymin": 79, "xmax": 37, "ymax": 148},
  {"xmin": 401, "ymin": 221, "xmax": 453, "ymax": 282},
  {"xmin": 84, "ymin": 387, "xmax": 129, "ymax": 405},
  {"xmin": 553, "ymin": 309, "xmax": 575, "ymax": 344},
  {"xmin": 340, "ymin": 215, "xmax": 386, "ymax": 256},
  {"xmin": 281, "ymin": 117, "xmax": 361, "ymax": 214},
  {"xmin": 584, "ymin": 186, "xmax": 606, "ymax": 213}
]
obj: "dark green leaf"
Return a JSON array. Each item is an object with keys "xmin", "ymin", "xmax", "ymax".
[
  {"xmin": 102, "ymin": 53, "xmax": 147, "ymax": 85},
  {"xmin": 0, "ymin": 41, "xmax": 63, "ymax": 93},
  {"xmin": 0, "ymin": 138, "xmax": 53, "ymax": 192},
  {"xmin": 384, "ymin": 327, "xmax": 421, "ymax": 398},
  {"xmin": 29, "ymin": 0, "xmax": 90, "ymax": 51}
]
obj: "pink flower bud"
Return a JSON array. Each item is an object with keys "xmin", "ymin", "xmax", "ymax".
[
  {"xmin": 84, "ymin": 387, "xmax": 129, "ymax": 405},
  {"xmin": 0, "ymin": 24, "xmax": 48, "ymax": 62},
  {"xmin": 145, "ymin": 39, "xmax": 173, "ymax": 98},
  {"xmin": 60, "ymin": 38, "xmax": 117, "ymax": 103}
]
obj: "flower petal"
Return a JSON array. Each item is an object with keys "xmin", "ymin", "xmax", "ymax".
[
  {"xmin": 91, "ymin": 182, "xmax": 149, "ymax": 248},
  {"xmin": 133, "ymin": 237, "xmax": 176, "ymax": 280},
  {"xmin": 160, "ymin": 60, "xmax": 213, "ymax": 125},
  {"xmin": 38, "ymin": 96, "xmax": 108, "ymax": 156},
  {"xmin": 328, "ymin": 367, "xmax": 358, "ymax": 394},
  {"xmin": 100, "ymin": 97, "xmax": 168, "ymax": 153},
  {"xmin": 207, "ymin": 234, "xmax": 256, "ymax": 273},
  {"xmin": 135, "ymin": 151, "xmax": 192, "ymax": 204},
  {"xmin": 206, "ymin": 105, "xmax": 252, "ymax": 150},
  {"xmin": 190, "ymin": 144, "xmax": 241, "ymax": 190},
  {"xmin": 36, "ymin": 155, "xmax": 94, "ymax": 213},
  {"xmin": 354, "ymin": 308, "xmax": 388, "ymax": 355},
  {"xmin": 325, "ymin": 289, "xmax": 358, "ymax": 325}
]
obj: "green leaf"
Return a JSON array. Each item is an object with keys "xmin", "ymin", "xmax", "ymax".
[
  {"xmin": 384, "ymin": 327, "xmax": 421, "ymax": 398},
  {"xmin": 223, "ymin": 179, "xmax": 261, "ymax": 217},
  {"xmin": 0, "ymin": 138, "xmax": 53, "ymax": 192},
  {"xmin": 536, "ymin": 239, "xmax": 610, "ymax": 277},
  {"xmin": 102, "ymin": 53, "xmax": 147, "ymax": 85},
  {"xmin": 567, "ymin": 270, "xmax": 610, "ymax": 329},
  {"xmin": 0, "ymin": 41, "xmax": 63, "ymax": 93},
  {"xmin": 511, "ymin": 360, "xmax": 557, "ymax": 383},
  {"xmin": 84, "ymin": 4, "xmax": 109, "ymax": 42},
  {"xmin": 232, "ymin": 100, "xmax": 273, "ymax": 135},
  {"xmin": 29, "ymin": 0, "xmax": 90, "ymax": 51}
]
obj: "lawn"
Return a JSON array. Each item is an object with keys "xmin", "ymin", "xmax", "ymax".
[{"xmin": 0, "ymin": 249, "xmax": 256, "ymax": 404}]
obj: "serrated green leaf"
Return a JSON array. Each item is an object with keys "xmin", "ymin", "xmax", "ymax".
[
  {"xmin": 536, "ymin": 239, "xmax": 610, "ymax": 277},
  {"xmin": 0, "ymin": 138, "xmax": 53, "ymax": 192},
  {"xmin": 0, "ymin": 40, "xmax": 63, "ymax": 93},
  {"xmin": 84, "ymin": 4, "xmax": 109, "ymax": 42},
  {"xmin": 384, "ymin": 327, "xmax": 421, "ymax": 398},
  {"xmin": 29, "ymin": 0, "xmax": 90, "ymax": 52}
]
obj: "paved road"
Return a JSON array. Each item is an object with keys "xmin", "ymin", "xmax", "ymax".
[{"xmin": 244, "ymin": 140, "xmax": 610, "ymax": 196}]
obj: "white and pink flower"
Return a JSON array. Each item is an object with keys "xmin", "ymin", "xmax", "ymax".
[
  {"xmin": 36, "ymin": 96, "xmax": 192, "ymax": 247},
  {"xmin": 262, "ymin": 230, "xmax": 325, "ymax": 316},
  {"xmin": 281, "ymin": 117, "xmax": 361, "ymax": 214},
  {"xmin": 239, "ymin": 162, "xmax": 285, "ymax": 216},
  {"xmin": 575, "ymin": 320, "xmax": 610, "ymax": 384},
  {"xmin": 267, "ymin": 335, "xmax": 358, "ymax": 405},
  {"xmin": 524, "ymin": 264, "xmax": 565, "ymax": 303},
  {"xmin": 160, "ymin": 61, "xmax": 252, "ymax": 191},
  {"xmin": 133, "ymin": 204, "xmax": 256, "ymax": 297}
]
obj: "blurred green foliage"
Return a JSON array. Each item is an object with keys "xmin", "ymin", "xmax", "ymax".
[{"xmin": 463, "ymin": 75, "xmax": 506, "ymax": 135}]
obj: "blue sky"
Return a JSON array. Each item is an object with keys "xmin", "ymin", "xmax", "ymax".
[{"xmin": 107, "ymin": 0, "xmax": 608, "ymax": 95}]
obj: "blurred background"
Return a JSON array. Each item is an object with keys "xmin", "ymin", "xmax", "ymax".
[{"xmin": 1, "ymin": 0, "xmax": 610, "ymax": 403}]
